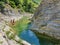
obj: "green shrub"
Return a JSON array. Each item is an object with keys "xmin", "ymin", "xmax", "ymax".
[
  {"xmin": 10, "ymin": 16, "xmax": 31, "ymax": 35},
  {"xmin": 22, "ymin": 0, "xmax": 39, "ymax": 13},
  {"xmin": 0, "ymin": 0, "xmax": 41, "ymax": 13},
  {"xmin": 0, "ymin": 2, "xmax": 5, "ymax": 12},
  {"xmin": 0, "ymin": 0, "xmax": 9, "ymax": 4},
  {"xmin": 9, "ymin": 1, "xmax": 16, "ymax": 8},
  {"xmin": 13, "ymin": 0, "xmax": 20, "ymax": 6},
  {"xmin": 17, "ymin": 4, "xmax": 24, "ymax": 12}
]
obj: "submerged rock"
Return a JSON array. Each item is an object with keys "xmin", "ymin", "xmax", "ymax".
[{"xmin": 30, "ymin": 0, "xmax": 60, "ymax": 44}]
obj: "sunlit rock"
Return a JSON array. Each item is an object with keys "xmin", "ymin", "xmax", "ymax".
[{"xmin": 0, "ymin": 16, "xmax": 31, "ymax": 45}]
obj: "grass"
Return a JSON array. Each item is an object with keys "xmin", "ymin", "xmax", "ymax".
[{"xmin": 9, "ymin": 16, "xmax": 31, "ymax": 35}]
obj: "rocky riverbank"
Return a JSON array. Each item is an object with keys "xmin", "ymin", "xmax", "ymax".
[{"xmin": 0, "ymin": 4, "xmax": 32, "ymax": 45}]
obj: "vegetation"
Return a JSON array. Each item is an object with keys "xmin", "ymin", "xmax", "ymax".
[
  {"xmin": 9, "ymin": 1, "xmax": 16, "ymax": 8},
  {"xmin": 0, "ymin": 41, "xmax": 3, "ymax": 44},
  {"xmin": 0, "ymin": 1, "xmax": 5, "ymax": 13},
  {"xmin": 10, "ymin": 16, "xmax": 31, "ymax": 35},
  {"xmin": 6, "ymin": 31, "xmax": 14, "ymax": 39},
  {"xmin": 0, "ymin": 0, "xmax": 41, "ymax": 13},
  {"xmin": 33, "ymin": 0, "xmax": 42, "ymax": 4}
]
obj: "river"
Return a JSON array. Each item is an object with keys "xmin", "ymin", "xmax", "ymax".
[{"xmin": 19, "ymin": 23, "xmax": 40, "ymax": 45}]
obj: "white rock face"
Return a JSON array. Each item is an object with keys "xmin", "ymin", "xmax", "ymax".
[
  {"xmin": 21, "ymin": 40, "xmax": 31, "ymax": 45},
  {"xmin": 0, "ymin": 15, "xmax": 31, "ymax": 45}
]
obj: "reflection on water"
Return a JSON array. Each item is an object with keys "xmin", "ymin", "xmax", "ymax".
[
  {"xmin": 20, "ymin": 30, "xmax": 40, "ymax": 45},
  {"xmin": 40, "ymin": 37, "xmax": 54, "ymax": 45}
]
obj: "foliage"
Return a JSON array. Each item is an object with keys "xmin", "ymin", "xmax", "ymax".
[
  {"xmin": 9, "ymin": 1, "xmax": 16, "ymax": 8},
  {"xmin": 33, "ymin": 0, "xmax": 41, "ymax": 4},
  {"xmin": 17, "ymin": 4, "xmax": 24, "ymax": 12},
  {"xmin": 0, "ymin": 0, "xmax": 41, "ymax": 13},
  {"xmin": 10, "ymin": 16, "xmax": 31, "ymax": 35},
  {"xmin": 0, "ymin": 1, "xmax": 5, "ymax": 12},
  {"xmin": 22, "ymin": 0, "xmax": 39, "ymax": 13},
  {"xmin": 0, "ymin": 0, "xmax": 9, "ymax": 3}
]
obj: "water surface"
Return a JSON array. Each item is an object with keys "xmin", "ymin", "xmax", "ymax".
[{"xmin": 20, "ymin": 30, "xmax": 40, "ymax": 45}]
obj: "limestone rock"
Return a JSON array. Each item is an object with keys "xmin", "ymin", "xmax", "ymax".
[
  {"xmin": 0, "ymin": 14, "xmax": 31, "ymax": 45},
  {"xmin": 30, "ymin": 0, "xmax": 60, "ymax": 41}
]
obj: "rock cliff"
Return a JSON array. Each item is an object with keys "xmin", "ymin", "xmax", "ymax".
[
  {"xmin": 0, "ymin": 4, "xmax": 31, "ymax": 45},
  {"xmin": 0, "ymin": 17, "xmax": 31, "ymax": 45},
  {"xmin": 30, "ymin": 0, "xmax": 60, "ymax": 44}
]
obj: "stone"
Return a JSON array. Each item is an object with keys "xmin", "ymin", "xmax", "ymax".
[
  {"xmin": 30, "ymin": 0, "xmax": 60, "ymax": 44},
  {"xmin": 0, "ymin": 15, "xmax": 31, "ymax": 45}
]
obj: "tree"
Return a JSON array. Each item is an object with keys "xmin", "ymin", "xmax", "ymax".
[
  {"xmin": 0, "ymin": 2, "xmax": 5, "ymax": 13},
  {"xmin": 9, "ymin": 1, "xmax": 16, "ymax": 8},
  {"xmin": 0, "ymin": 0, "xmax": 9, "ymax": 4}
]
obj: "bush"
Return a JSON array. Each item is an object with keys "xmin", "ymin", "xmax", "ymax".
[
  {"xmin": 9, "ymin": 1, "xmax": 16, "ymax": 8},
  {"xmin": 0, "ymin": 0, "xmax": 9, "ymax": 4},
  {"xmin": 13, "ymin": 0, "xmax": 20, "ymax": 6},
  {"xmin": 17, "ymin": 4, "xmax": 24, "ymax": 12},
  {"xmin": 0, "ymin": 2, "xmax": 5, "ymax": 12},
  {"xmin": 0, "ymin": 0, "xmax": 41, "ymax": 13},
  {"xmin": 22, "ymin": 0, "xmax": 38, "ymax": 13},
  {"xmin": 10, "ymin": 16, "xmax": 31, "ymax": 35}
]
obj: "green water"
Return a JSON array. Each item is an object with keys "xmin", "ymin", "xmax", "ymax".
[{"xmin": 39, "ymin": 37, "xmax": 54, "ymax": 45}]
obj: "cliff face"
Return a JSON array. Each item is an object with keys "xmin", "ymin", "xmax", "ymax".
[
  {"xmin": 30, "ymin": 0, "xmax": 60, "ymax": 43},
  {"xmin": 0, "ymin": 4, "xmax": 31, "ymax": 45},
  {"xmin": 0, "ymin": 20, "xmax": 31, "ymax": 45}
]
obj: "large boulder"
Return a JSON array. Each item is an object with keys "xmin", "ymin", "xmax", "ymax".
[{"xmin": 30, "ymin": 0, "xmax": 60, "ymax": 44}]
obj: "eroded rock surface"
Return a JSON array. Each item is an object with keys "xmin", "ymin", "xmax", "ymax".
[
  {"xmin": 0, "ymin": 13, "xmax": 31, "ymax": 45},
  {"xmin": 30, "ymin": 0, "xmax": 60, "ymax": 41}
]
